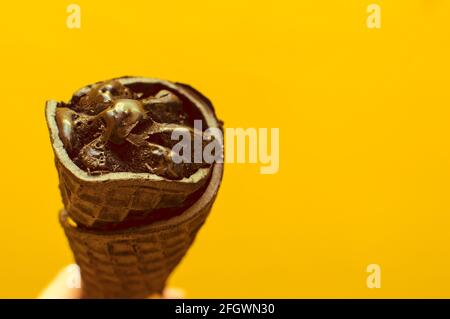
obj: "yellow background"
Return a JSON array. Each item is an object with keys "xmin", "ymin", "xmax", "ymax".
[{"xmin": 0, "ymin": 0, "xmax": 449, "ymax": 298}]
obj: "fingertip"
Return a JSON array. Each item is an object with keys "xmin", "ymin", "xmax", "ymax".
[
  {"xmin": 147, "ymin": 287, "xmax": 185, "ymax": 299},
  {"xmin": 164, "ymin": 287, "xmax": 185, "ymax": 299},
  {"xmin": 38, "ymin": 264, "xmax": 82, "ymax": 299}
]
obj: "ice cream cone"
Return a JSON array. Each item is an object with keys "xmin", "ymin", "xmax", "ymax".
[{"xmin": 47, "ymin": 77, "xmax": 224, "ymax": 298}]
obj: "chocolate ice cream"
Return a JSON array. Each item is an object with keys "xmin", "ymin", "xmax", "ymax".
[{"xmin": 56, "ymin": 79, "xmax": 211, "ymax": 180}]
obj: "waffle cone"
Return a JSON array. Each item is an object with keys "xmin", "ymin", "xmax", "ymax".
[
  {"xmin": 47, "ymin": 77, "xmax": 224, "ymax": 298},
  {"xmin": 46, "ymin": 77, "xmax": 221, "ymax": 227},
  {"xmin": 60, "ymin": 159, "xmax": 222, "ymax": 298}
]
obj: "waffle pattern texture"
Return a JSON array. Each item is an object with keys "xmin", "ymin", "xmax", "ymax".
[
  {"xmin": 56, "ymin": 157, "xmax": 207, "ymax": 227},
  {"xmin": 60, "ymin": 199, "xmax": 213, "ymax": 298}
]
